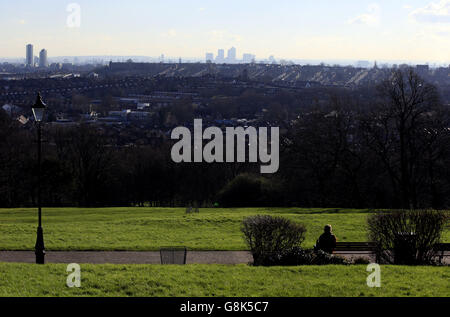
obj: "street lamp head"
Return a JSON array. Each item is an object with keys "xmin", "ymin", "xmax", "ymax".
[{"xmin": 32, "ymin": 93, "xmax": 47, "ymax": 122}]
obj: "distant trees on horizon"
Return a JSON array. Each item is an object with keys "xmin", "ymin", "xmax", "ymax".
[{"xmin": 0, "ymin": 68, "xmax": 449, "ymax": 209}]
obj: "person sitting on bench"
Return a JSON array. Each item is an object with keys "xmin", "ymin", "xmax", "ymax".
[{"xmin": 315, "ymin": 225, "xmax": 337, "ymax": 254}]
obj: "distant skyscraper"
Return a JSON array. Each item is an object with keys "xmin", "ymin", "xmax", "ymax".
[
  {"xmin": 26, "ymin": 44, "xmax": 33, "ymax": 67},
  {"xmin": 39, "ymin": 49, "xmax": 48, "ymax": 68},
  {"xmin": 216, "ymin": 49, "xmax": 225, "ymax": 63},
  {"xmin": 205, "ymin": 53, "xmax": 214, "ymax": 63},
  {"xmin": 227, "ymin": 47, "xmax": 237, "ymax": 63}
]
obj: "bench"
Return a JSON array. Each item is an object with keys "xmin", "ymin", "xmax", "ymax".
[
  {"xmin": 334, "ymin": 242, "xmax": 449, "ymax": 264},
  {"xmin": 434, "ymin": 243, "xmax": 450, "ymax": 264},
  {"xmin": 334, "ymin": 242, "xmax": 380, "ymax": 262}
]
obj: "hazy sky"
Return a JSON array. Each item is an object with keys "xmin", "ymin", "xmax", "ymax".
[{"xmin": 1, "ymin": 0, "xmax": 449, "ymax": 63}]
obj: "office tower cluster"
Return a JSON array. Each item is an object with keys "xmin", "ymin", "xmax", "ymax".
[
  {"xmin": 26, "ymin": 44, "xmax": 48, "ymax": 68},
  {"xmin": 205, "ymin": 47, "xmax": 255, "ymax": 64}
]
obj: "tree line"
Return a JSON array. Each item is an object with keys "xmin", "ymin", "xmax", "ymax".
[{"xmin": 1, "ymin": 69, "xmax": 449, "ymax": 209}]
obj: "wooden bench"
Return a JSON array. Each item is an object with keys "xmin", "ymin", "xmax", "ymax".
[
  {"xmin": 434, "ymin": 243, "xmax": 450, "ymax": 264},
  {"xmin": 334, "ymin": 242, "xmax": 449, "ymax": 264},
  {"xmin": 334, "ymin": 242, "xmax": 380, "ymax": 262}
]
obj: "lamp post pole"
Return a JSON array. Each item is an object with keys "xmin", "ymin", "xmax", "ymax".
[
  {"xmin": 32, "ymin": 93, "xmax": 46, "ymax": 264},
  {"xmin": 35, "ymin": 120, "xmax": 45, "ymax": 264}
]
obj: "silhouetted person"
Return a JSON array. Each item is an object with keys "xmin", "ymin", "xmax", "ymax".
[{"xmin": 316, "ymin": 225, "xmax": 337, "ymax": 254}]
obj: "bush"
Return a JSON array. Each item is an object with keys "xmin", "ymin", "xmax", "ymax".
[
  {"xmin": 368, "ymin": 209, "xmax": 448, "ymax": 265},
  {"xmin": 218, "ymin": 174, "xmax": 283, "ymax": 207},
  {"xmin": 353, "ymin": 257, "xmax": 371, "ymax": 265},
  {"xmin": 310, "ymin": 250, "xmax": 350, "ymax": 265},
  {"xmin": 241, "ymin": 215, "xmax": 306, "ymax": 266},
  {"xmin": 267, "ymin": 247, "xmax": 350, "ymax": 266},
  {"xmin": 277, "ymin": 247, "xmax": 314, "ymax": 265}
]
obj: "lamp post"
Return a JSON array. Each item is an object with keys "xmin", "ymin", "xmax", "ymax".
[{"xmin": 32, "ymin": 93, "xmax": 46, "ymax": 264}]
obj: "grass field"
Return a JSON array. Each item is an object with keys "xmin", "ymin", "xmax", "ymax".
[
  {"xmin": 0, "ymin": 208, "xmax": 449, "ymax": 251},
  {"xmin": 0, "ymin": 263, "xmax": 448, "ymax": 297}
]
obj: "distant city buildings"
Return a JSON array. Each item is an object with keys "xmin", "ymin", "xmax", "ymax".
[
  {"xmin": 356, "ymin": 60, "xmax": 370, "ymax": 68},
  {"xmin": 39, "ymin": 49, "xmax": 48, "ymax": 68},
  {"xmin": 205, "ymin": 52, "xmax": 214, "ymax": 63},
  {"xmin": 206, "ymin": 48, "xmax": 255, "ymax": 64},
  {"xmin": 50, "ymin": 63, "xmax": 63, "ymax": 71},
  {"xmin": 26, "ymin": 44, "xmax": 33, "ymax": 67},
  {"xmin": 227, "ymin": 47, "xmax": 236, "ymax": 63},
  {"xmin": 25, "ymin": 44, "xmax": 49, "ymax": 68},
  {"xmin": 243, "ymin": 53, "xmax": 255, "ymax": 63},
  {"xmin": 216, "ymin": 49, "xmax": 225, "ymax": 63}
]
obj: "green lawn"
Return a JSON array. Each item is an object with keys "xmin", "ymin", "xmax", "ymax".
[
  {"xmin": 0, "ymin": 208, "xmax": 448, "ymax": 251},
  {"xmin": 0, "ymin": 263, "xmax": 448, "ymax": 297}
]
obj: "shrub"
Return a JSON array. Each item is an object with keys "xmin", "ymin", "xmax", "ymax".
[
  {"xmin": 273, "ymin": 247, "xmax": 350, "ymax": 266},
  {"xmin": 218, "ymin": 174, "xmax": 283, "ymax": 207},
  {"xmin": 241, "ymin": 215, "xmax": 306, "ymax": 266},
  {"xmin": 310, "ymin": 250, "xmax": 350, "ymax": 265},
  {"xmin": 368, "ymin": 209, "xmax": 448, "ymax": 265},
  {"xmin": 278, "ymin": 247, "xmax": 314, "ymax": 265},
  {"xmin": 353, "ymin": 257, "xmax": 371, "ymax": 265}
]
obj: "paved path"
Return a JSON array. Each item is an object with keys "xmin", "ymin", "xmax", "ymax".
[
  {"xmin": 0, "ymin": 251, "xmax": 253, "ymax": 265},
  {"xmin": 0, "ymin": 251, "xmax": 447, "ymax": 264}
]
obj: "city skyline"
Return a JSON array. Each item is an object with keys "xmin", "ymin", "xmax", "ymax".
[
  {"xmin": 9, "ymin": 43, "xmax": 449, "ymax": 67},
  {"xmin": 1, "ymin": 0, "xmax": 449, "ymax": 63}
]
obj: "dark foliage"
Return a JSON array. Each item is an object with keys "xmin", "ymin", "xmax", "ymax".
[
  {"xmin": 253, "ymin": 246, "xmax": 350, "ymax": 266},
  {"xmin": 352, "ymin": 257, "xmax": 371, "ymax": 265},
  {"xmin": 281, "ymin": 69, "xmax": 450, "ymax": 209},
  {"xmin": 217, "ymin": 174, "xmax": 283, "ymax": 207},
  {"xmin": 368, "ymin": 209, "xmax": 448, "ymax": 264},
  {"xmin": 241, "ymin": 215, "xmax": 307, "ymax": 266},
  {"xmin": 309, "ymin": 249, "xmax": 350, "ymax": 265},
  {"xmin": 277, "ymin": 247, "xmax": 314, "ymax": 265},
  {"xmin": 1, "ymin": 69, "xmax": 450, "ymax": 209}
]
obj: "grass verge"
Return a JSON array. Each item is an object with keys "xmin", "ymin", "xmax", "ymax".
[{"xmin": 0, "ymin": 263, "xmax": 448, "ymax": 297}]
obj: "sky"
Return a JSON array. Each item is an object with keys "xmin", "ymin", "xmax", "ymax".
[{"xmin": 0, "ymin": 0, "xmax": 449, "ymax": 63}]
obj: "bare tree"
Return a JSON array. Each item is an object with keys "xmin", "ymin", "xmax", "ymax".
[
  {"xmin": 58, "ymin": 125, "xmax": 114, "ymax": 207},
  {"xmin": 363, "ymin": 68, "xmax": 449, "ymax": 209}
]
